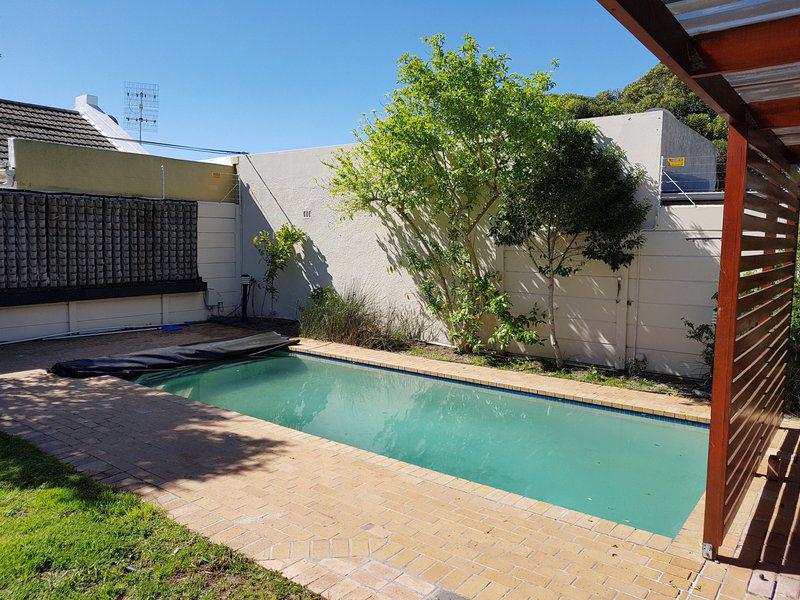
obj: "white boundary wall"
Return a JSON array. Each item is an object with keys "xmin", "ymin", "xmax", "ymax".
[
  {"xmin": 500, "ymin": 111, "xmax": 722, "ymax": 377},
  {"xmin": 238, "ymin": 148, "xmax": 434, "ymax": 332},
  {"xmin": 238, "ymin": 110, "xmax": 721, "ymax": 377},
  {"xmin": 502, "ymin": 202, "xmax": 721, "ymax": 377},
  {"xmin": 0, "ymin": 110, "xmax": 719, "ymax": 375},
  {"xmin": 0, "ymin": 201, "xmax": 240, "ymax": 343}
]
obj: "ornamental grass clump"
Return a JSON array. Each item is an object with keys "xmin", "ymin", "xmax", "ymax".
[{"xmin": 299, "ymin": 285, "xmax": 428, "ymax": 351}]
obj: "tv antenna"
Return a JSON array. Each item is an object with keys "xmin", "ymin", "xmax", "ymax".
[{"xmin": 124, "ymin": 82, "xmax": 159, "ymax": 141}]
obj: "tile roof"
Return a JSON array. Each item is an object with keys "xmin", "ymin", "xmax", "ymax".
[{"xmin": 0, "ymin": 98, "xmax": 116, "ymax": 164}]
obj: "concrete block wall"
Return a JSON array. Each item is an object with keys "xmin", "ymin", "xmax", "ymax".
[
  {"xmin": 0, "ymin": 200, "xmax": 240, "ymax": 343},
  {"xmin": 502, "ymin": 202, "xmax": 721, "ymax": 377},
  {"xmin": 625, "ymin": 204, "xmax": 721, "ymax": 377},
  {"xmin": 502, "ymin": 249, "xmax": 622, "ymax": 368},
  {"xmin": 237, "ymin": 110, "xmax": 721, "ymax": 377}
]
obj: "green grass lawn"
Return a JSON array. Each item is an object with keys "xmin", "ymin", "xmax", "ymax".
[{"xmin": 0, "ymin": 432, "xmax": 318, "ymax": 599}]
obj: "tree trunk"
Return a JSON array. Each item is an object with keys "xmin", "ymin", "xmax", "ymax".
[
  {"xmin": 546, "ymin": 272, "xmax": 564, "ymax": 368},
  {"xmin": 452, "ymin": 321, "xmax": 471, "ymax": 354}
]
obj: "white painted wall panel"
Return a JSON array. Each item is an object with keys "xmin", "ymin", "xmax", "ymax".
[
  {"xmin": 507, "ymin": 293, "xmax": 617, "ymax": 323},
  {"xmin": 635, "ymin": 279, "xmax": 719, "ymax": 307},
  {"xmin": 635, "ymin": 255, "xmax": 720, "ymax": 281},
  {"xmin": 0, "ymin": 200, "xmax": 239, "ymax": 343},
  {"xmin": 0, "ymin": 303, "xmax": 68, "ymax": 329},
  {"xmin": 0, "ymin": 304, "xmax": 69, "ymax": 341},
  {"xmin": 198, "ymin": 232, "xmax": 236, "ymax": 249},
  {"xmin": 0, "ymin": 320, "xmax": 70, "ymax": 342},
  {"xmin": 505, "ymin": 272, "xmax": 619, "ymax": 299},
  {"xmin": 198, "ymin": 246, "xmax": 236, "ymax": 265}
]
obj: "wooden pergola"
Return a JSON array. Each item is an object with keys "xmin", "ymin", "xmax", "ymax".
[{"xmin": 597, "ymin": 0, "xmax": 800, "ymax": 559}]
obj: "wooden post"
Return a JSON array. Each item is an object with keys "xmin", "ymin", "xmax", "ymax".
[{"xmin": 702, "ymin": 122, "xmax": 748, "ymax": 559}]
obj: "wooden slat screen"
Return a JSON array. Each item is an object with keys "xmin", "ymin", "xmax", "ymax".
[{"xmin": 703, "ymin": 124, "xmax": 800, "ymax": 556}]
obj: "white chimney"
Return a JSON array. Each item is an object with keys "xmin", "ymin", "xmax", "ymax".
[{"xmin": 75, "ymin": 93, "xmax": 148, "ymax": 155}]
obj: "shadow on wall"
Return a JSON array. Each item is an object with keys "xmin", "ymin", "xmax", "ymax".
[
  {"xmin": 372, "ymin": 203, "xmax": 458, "ymax": 325},
  {"xmin": 239, "ymin": 181, "xmax": 332, "ymax": 318},
  {"xmin": 594, "ymin": 130, "xmax": 659, "ymax": 228}
]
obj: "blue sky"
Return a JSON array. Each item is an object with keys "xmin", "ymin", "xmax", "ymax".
[{"xmin": 2, "ymin": 1, "xmax": 657, "ymax": 159}]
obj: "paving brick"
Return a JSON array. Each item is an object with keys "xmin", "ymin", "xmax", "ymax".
[
  {"xmin": 326, "ymin": 578, "xmax": 362, "ymax": 600},
  {"xmin": 453, "ymin": 574, "xmax": 491, "ymax": 597},
  {"xmin": 1, "ymin": 330, "xmax": 796, "ymax": 600}
]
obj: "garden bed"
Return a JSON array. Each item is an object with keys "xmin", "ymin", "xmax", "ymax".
[{"xmin": 403, "ymin": 342, "xmax": 708, "ymax": 399}]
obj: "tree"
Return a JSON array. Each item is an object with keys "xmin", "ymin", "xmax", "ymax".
[
  {"xmin": 252, "ymin": 223, "xmax": 306, "ymax": 316},
  {"xmin": 561, "ymin": 63, "xmax": 728, "ymax": 164},
  {"xmin": 327, "ymin": 34, "xmax": 560, "ymax": 352},
  {"xmin": 490, "ymin": 120, "xmax": 648, "ymax": 367}
]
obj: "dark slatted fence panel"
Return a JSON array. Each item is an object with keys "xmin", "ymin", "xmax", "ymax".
[
  {"xmin": 704, "ymin": 125, "xmax": 800, "ymax": 556},
  {"xmin": 0, "ymin": 189, "xmax": 200, "ymax": 301}
]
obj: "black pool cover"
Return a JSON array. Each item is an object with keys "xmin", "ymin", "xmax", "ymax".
[{"xmin": 50, "ymin": 332, "xmax": 298, "ymax": 378}]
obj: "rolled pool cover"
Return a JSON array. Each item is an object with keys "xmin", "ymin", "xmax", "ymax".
[{"xmin": 50, "ymin": 332, "xmax": 298, "ymax": 378}]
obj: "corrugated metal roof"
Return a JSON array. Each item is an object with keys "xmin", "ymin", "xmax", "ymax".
[
  {"xmin": 662, "ymin": 0, "xmax": 800, "ymax": 159},
  {"xmin": 725, "ymin": 61, "xmax": 800, "ymax": 102},
  {"xmin": 665, "ymin": 0, "xmax": 800, "ymax": 35},
  {"xmin": 0, "ymin": 98, "xmax": 116, "ymax": 164}
]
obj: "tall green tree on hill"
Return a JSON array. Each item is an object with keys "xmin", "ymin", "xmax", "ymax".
[{"xmin": 561, "ymin": 63, "xmax": 728, "ymax": 162}]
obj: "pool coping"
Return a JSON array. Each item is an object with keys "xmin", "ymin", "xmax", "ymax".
[{"xmin": 289, "ymin": 339, "xmax": 715, "ymax": 426}]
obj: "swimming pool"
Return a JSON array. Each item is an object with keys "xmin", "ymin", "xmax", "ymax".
[{"xmin": 135, "ymin": 351, "xmax": 708, "ymax": 537}]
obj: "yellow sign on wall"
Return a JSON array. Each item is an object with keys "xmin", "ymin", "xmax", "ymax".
[{"xmin": 666, "ymin": 157, "xmax": 686, "ymax": 167}]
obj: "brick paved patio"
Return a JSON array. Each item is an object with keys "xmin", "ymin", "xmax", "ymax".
[{"xmin": 0, "ymin": 324, "xmax": 797, "ymax": 599}]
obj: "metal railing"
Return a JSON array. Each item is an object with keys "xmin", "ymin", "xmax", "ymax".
[{"xmin": 659, "ymin": 155, "xmax": 725, "ymax": 202}]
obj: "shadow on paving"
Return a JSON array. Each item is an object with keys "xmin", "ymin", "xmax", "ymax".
[
  {"xmin": 721, "ymin": 427, "xmax": 800, "ymax": 577},
  {"xmin": 0, "ymin": 370, "xmax": 289, "ymax": 491},
  {"xmin": 0, "ymin": 320, "xmax": 300, "ymax": 376}
]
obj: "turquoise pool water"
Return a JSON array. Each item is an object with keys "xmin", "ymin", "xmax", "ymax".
[{"xmin": 135, "ymin": 352, "xmax": 708, "ymax": 536}]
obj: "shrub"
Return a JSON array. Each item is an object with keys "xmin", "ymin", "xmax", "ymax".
[
  {"xmin": 252, "ymin": 224, "xmax": 307, "ymax": 316},
  {"xmin": 299, "ymin": 285, "xmax": 429, "ymax": 351},
  {"xmin": 683, "ymin": 293, "xmax": 717, "ymax": 385},
  {"xmin": 683, "ymin": 319, "xmax": 715, "ymax": 370}
]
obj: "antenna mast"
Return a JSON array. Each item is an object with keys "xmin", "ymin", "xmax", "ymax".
[{"xmin": 124, "ymin": 82, "xmax": 159, "ymax": 142}]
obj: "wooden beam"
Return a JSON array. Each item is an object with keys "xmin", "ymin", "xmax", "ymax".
[
  {"xmin": 691, "ymin": 15, "xmax": 800, "ymax": 76},
  {"xmin": 751, "ymin": 97, "xmax": 800, "ymax": 130},
  {"xmin": 596, "ymin": 0, "xmax": 748, "ymax": 122},
  {"xmin": 703, "ymin": 123, "xmax": 748, "ymax": 557},
  {"xmin": 597, "ymin": 0, "xmax": 799, "ymax": 168}
]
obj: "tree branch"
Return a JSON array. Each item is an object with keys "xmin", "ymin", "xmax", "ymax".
[{"xmin": 397, "ymin": 208, "xmax": 454, "ymax": 312}]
